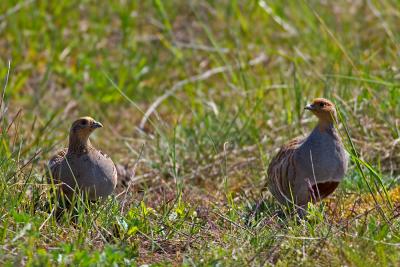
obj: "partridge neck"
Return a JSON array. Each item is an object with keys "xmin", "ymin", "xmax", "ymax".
[
  {"xmin": 68, "ymin": 134, "xmax": 92, "ymax": 154},
  {"xmin": 318, "ymin": 120, "xmax": 334, "ymax": 132}
]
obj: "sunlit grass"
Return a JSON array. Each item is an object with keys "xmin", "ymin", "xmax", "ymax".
[{"xmin": 0, "ymin": 0, "xmax": 400, "ymax": 265}]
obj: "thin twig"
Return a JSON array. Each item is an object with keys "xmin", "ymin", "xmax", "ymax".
[
  {"xmin": 137, "ymin": 230, "xmax": 168, "ymax": 254},
  {"xmin": 139, "ymin": 53, "xmax": 268, "ymax": 129},
  {"xmin": 0, "ymin": 60, "xmax": 11, "ymax": 121},
  {"xmin": 0, "ymin": 0, "xmax": 35, "ymax": 21},
  {"xmin": 6, "ymin": 149, "xmax": 42, "ymax": 182},
  {"xmin": 120, "ymin": 144, "xmax": 145, "ymax": 213},
  {"xmin": 39, "ymin": 206, "xmax": 55, "ymax": 231},
  {"xmin": 210, "ymin": 210, "xmax": 255, "ymax": 236}
]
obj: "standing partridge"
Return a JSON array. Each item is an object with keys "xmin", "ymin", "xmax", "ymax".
[
  {"xmin": 48, "ymin": 117, "xmax": 117, "ymax": 201},
  {"xmin": 266, "ymin": 98, "xmax": 348, "ymax": 209}
]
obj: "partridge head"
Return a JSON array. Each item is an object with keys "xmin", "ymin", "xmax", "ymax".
[
  {"xmin": 67, "ymin": 117, "xmax": 103, "ymax": 152},
  {"xmin": 305, "ymin": 98, "xmax": 337, "ymax": 128}
]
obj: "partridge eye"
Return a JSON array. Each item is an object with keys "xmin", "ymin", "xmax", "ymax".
[
  {"xmin": 319, "ymin": 103, "xmax": 325, "ymax": 107},
  {"xmin": 81, "ymin": 120, "xmax": 88, "ymax": 125}
]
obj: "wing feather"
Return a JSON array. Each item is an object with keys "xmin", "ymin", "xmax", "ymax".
[
  {"xmin": 47, "ymin": 148, "xmax": 67, "ymax": 184},
  {"xmin": 266, "ymin": 137, "xmax": 303, "ymax": 205}
]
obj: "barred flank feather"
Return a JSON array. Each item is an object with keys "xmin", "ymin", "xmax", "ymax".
[
  {"xmin": 48, "ymin": 149, "xmax": 67, "ymax": 184},
  {"xmin": 266, "ymin": 137, "xmax": 303, "ymax": 205}
]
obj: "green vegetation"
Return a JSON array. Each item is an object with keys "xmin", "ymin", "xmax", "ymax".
[{"xmin": 1, "ymin": 0, "xmax": 400, "ymax": 266}]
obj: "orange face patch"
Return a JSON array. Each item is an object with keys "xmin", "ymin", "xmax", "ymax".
[{"xmin": 312, "ymin": 98, "xmax": 334, "ymax": 111}]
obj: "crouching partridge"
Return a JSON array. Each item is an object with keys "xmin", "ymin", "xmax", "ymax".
[
  {"xmin": 266, "ymin": 98, "xmax": 348, "ymax": 209},
  {"xmin": 48, "ymin": 117, "xmax": 117, "ymax": 201}
]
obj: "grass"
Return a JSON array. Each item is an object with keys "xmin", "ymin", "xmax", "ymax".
[{"xmin": 1, "ymin": 0, "xmax": 400, "ymax": 265}]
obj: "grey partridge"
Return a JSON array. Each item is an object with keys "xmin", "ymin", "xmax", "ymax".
[
  {"xmin": 48, "ymin": 117, "xmax": 117, "ymax": 201},
  {"xmin": 266, "ymin": 98, "xmax": 348, "ymax": 208}
]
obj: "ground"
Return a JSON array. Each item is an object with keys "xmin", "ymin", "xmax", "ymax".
[{"xmin": 0, "ymin": 1, "xmax": 400, "ymax": 266}]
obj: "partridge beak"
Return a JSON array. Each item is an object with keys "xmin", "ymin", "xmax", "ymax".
[
  {"xmin": 305, "ymin": 104, "xmax": 315, "ymax": 111},
  {"xmin": 91, "ymin": 121, "xmax": 103, "ymax": 129}
]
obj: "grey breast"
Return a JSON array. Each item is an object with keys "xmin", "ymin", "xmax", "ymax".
[
  {"xmin": 295, "ymin": 127, "xmax": 348, "ymax": 184},
  {"xmin": 59, "ymin": 149, "xmax": 117, "ymax": 199}
]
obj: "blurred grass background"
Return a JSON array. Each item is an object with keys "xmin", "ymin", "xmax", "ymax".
[{"xmin": 1, "ymin": 0, "xmax": 400, "ymax": 266}]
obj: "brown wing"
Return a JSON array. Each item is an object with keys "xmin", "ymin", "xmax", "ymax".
[
  {"xmin": 96, "ymin": 149, "xmax": 118, "ymax": 190},
  {"xmin": 266, "ymin": 137, "xmax": 303, "ymax": 205},
  {"xmin": 47, "ymin": 148, "xmax": 67, "ymax": 184}
]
